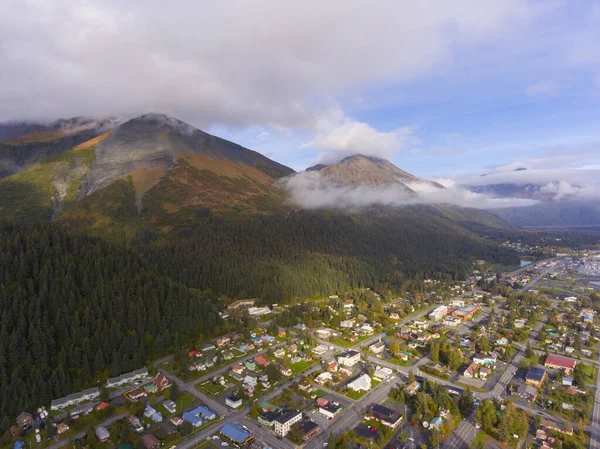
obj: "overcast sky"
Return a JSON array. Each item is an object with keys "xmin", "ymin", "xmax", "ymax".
[{"xmin": 2, "ymin": 0, "xmax": 600, "ymax": 184}]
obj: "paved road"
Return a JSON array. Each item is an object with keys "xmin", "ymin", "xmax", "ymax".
[
  {"xmin": 442, "ymin": 407, "xmax": 478, "ymax": 449},
  {"xmin": 589, "ymin": 348, "xmax": 600, "ymax": 449},
  {"xmin": 518, "ymin": 263, "xmax": 557, "ymax": 293}
]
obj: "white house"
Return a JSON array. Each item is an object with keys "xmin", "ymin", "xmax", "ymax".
[
  {"xmin": 348, "ymin": 374, "xmax": 372, "ymax": 392},
  {"xmin": 373, "ymin": 366, "xmax": 393, "ymax": 380}
]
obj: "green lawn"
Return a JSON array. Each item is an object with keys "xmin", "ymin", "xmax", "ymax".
[
  {"xmin": 582, "ymin": 364, "xmax": 597, "ymax": 383},
  {"xmin": 197, "ymin": 381, "xmax": 226, "ymax": 396},
  {"xmin": 388, "ymin": 357, "xmax": 411, "ymax": 367},
  {"xmin": 176, "ymin": 391, "xmax": 199, "ymax": 411},
  {"xmin": 289, "ymin": 359, "xmax": 319, "ymax": 375}
]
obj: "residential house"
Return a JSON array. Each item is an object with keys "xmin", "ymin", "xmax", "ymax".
[
  {"xmin": 479, "ymin": 367, "xmax": 491, "ymax": 380},
  {"xmin": 216, "ymin": 336, "xmax": 231, "ymax": 347},
  {"xmin": 170, "ymin": 417, "xmax": 183, "ymax": 427},
  {"xmin": 95, "ymin": 427, "xmax": 110, "ymax": 443},
  {"xmin": 473, "ymin": 353, "xmax": 497, "ymax": 366},
  {"xmin": 56, "ymin": 423, "xmax": 69, "ymax": 435},
  {"xmin": 163, "ymin": 400, "xmax": 177, "ymax": 414},
  {"xmin": 16, "ymin": 412, "xmax": 33, "ymax": 428},
  {"xmin": 347, "ymin": 374, "xmax": 371, "ymax": 392},
  {"xmin": 315, "ymin": 372, "xmax": 332, "ymax": 385},
  {"xmin": 368, "ymin": 404, "xmax": 403, "ymax": 428},
  {"xmin": 243, "ymin": 375, "xmax": 258, "ymax": 388},
  {"xmin": 517, "ymin": 384, "xmax": 538, "ymax": 402},
  {"xmin": 373, "ymin": 366, "xmax": 393, "ymax": 381},
  {"xmin": 316, "ymin": 329, "xmax": 335, "ymax": 340},
  {"xmin": 231, "ymin": 365, "xmax": 245, "ymax": 376},
  {"xmin": 463, "ymin": 362, "xmax": 478, "ymax": 378},
  {"xmin": 369, "ymin": 340, "xmax": 386, "ymax": 354},
  {"xmin": 280, "ymin": 365, "xmax": 293, "ymax": 377},
  {"xmin": 255, "ymin": 355, "xmax": 270, "ymax": 367},
  {"xmin": 404, "ymin": 381, "xmax": 420, "ymax": 395},
  {"xmin": 153, "ymin": 373, "xmax": 170, "ymax": 390},
  {"xmin": 144, "ymin": 405, "xmax": 157, "ymax": 418},
  {"xmin": 340, "ymin": 320, "xmax": 355, "ymax": 328},
  {"xmin": 128, "ymin": 416, "xmax": 143, "ymax": 433},
  {"xmin": 429, "ymin": 417, "xmax": 444, "ymax": 430},
  {"xmin": 443, "ymin": 317, "xmax": 461, "ymax": 327},
  {"xmin": 142, "ymin": 434, "xmax": 161, "ymax": 449},
  {"xmin": 273, "ymin": 348, "xmax": 285, "ymax": 358}
]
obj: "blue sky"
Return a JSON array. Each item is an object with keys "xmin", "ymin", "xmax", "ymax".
[{"xmin": 2, "ymin": 0, "xmax": 600, "ymax": 182}]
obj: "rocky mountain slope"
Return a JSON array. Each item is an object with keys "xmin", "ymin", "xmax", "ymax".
[
  {"xmin": 306, "ymin": 154, "xmax": 444, "ymax": 190},
  {"xmin": 0, "ymin": 114, "xmax": 294, "ymax": 239},
  {"xmin": 0, "ymin": 117, "xmax": 118, "ymax": 177}
]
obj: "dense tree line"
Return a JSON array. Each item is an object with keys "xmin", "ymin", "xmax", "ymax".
[
  {"xmin": 0, "ymin": 221, "xmax": 221, "ymax": 427},
  {"xmin": 135, "ymin": 210, "xmax": 519, "ymax": 301}
]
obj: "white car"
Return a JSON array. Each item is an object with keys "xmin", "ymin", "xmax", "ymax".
[{"xmin": 221, "ymin": 443, "xmax": 229, "ymax": 447}]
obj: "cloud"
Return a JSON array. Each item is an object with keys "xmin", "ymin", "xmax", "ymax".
[
  {"xmin": 525, "ymin": 80, "xmax": 559, "ymax": 98},
  {"xmin": 282, "ymin": 171, "xmax": 537, "ymax": 211},
  {"xmin": 302, "ymin": 108, "xmax": 419, "ymax": 162},
  {"xmin": 0, "ymin": 0, "xmax": 546, "ymax": 131},
  {"xmin": 453, "ymin": 150, "xmax": 600, "ymax": 201}
]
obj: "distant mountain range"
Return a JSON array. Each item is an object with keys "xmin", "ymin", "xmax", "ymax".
[{"xmin": 466, "ymin": 168, "xmax": 600, "ymax": 227}]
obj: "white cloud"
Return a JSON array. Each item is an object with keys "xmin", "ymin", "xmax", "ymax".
[
  {"xmin": 0, "ymin": 0, "xmax": 546, "ymax": 130},
  {"xmin": 302, "ymin": 108, "xmax": 418, "ymax": 162},
  {"xmin": 282, "ymin": 171, "xmax": 537, "ymax": 210}
]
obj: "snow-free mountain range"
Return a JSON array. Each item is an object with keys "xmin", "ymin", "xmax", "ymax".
[{"xmin": 1, "ymin": 113, "xmax": 597, "ymax": 234}]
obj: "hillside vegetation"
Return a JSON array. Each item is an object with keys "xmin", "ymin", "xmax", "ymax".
[{"xmin": 0, "ymin": 221, "xmax": 221, "ymax": 424}]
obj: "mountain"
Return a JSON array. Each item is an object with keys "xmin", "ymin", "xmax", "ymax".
[
  {"xmin": 0, "ymin": 113, "xmax": 518, "ymax": 297},
  {"xmin": 0, "ymin": 117, "xmax": 118, "ymax": 178},
  {"xmin": 306, "ymin": 154, "xmax": 444, "ymax": 190},
  {"xmin": 492, "ymin": 201, "xmax": 600, "ymax": 227},
  {"xmin": 0, "ymin": 113, "xmax": 294, "ymax": 239}
]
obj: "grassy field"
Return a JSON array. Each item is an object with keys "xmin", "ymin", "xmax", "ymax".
[
  {"xmin": 289, "ymin": 359, "xmax": 319, "ymax": 375},
  {"xmin": 176, "ymin": 391, "xmax": 200, "ymax": 411},
  {"xmin": 582, "ymin": 364, "xmax": 597, "ymax": 383},
  {"xmin": 388, "ymin": 357, "xmax": 411, "ymax": 367},
  {"xmin": 197, "ymin": 381, "xmax": 226, "ymax": 396}
]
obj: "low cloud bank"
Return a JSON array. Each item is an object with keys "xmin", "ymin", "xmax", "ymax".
[{"xmin": 281, "ymin": 171, "xmax": 538, "ymax": 211}]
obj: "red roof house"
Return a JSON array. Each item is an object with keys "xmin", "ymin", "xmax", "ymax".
[
  {"xmin": 97, "ymin": 402, "xmax": 110, "ymax": 411},
  {"xmin": 255, "ymin": 355, "xmax": 269, "ymax": 366},
  {"xmin": 153, "ymin": 373, "xmax": 171, "ymax": 390},
  {"xmin": 545, "ymin": 354, "xmax": 577, "ymax": 374}
]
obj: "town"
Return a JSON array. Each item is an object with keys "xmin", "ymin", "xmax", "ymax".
[{"xmin": 4, "ymin": 256, "xmax": 600, "ymax": 449}]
